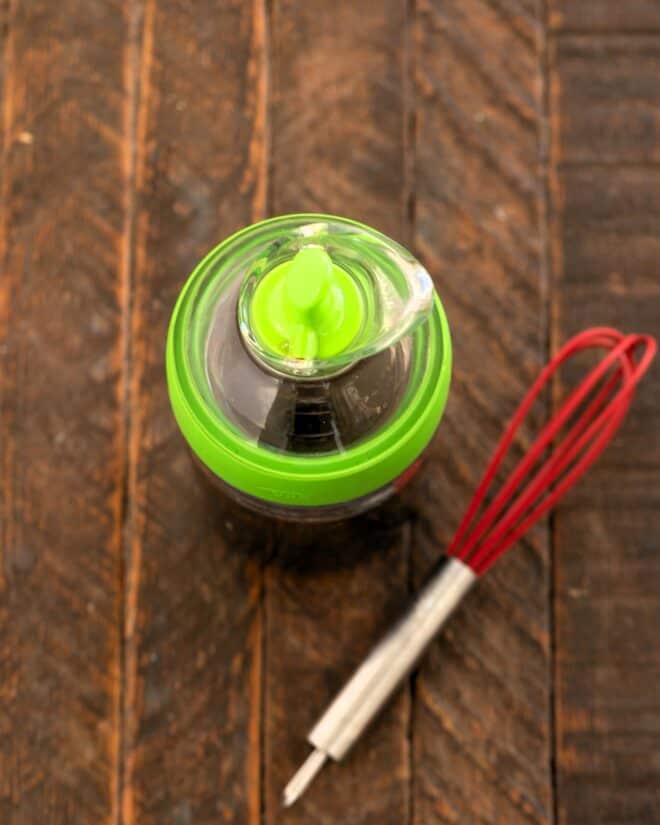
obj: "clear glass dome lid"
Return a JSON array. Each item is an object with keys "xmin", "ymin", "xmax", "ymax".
[{"xmin": 236, "ymin": 216, "xmax": 434, "ymax": 379}]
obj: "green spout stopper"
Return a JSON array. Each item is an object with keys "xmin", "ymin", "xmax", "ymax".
[
  {"xmin": 283, "ymin": 247, "xmax": 331, "ymax": 359},
  {"xmin": 249, "ymin": 246, "xmax": 364, "ymax": 362},
  {"xmin": 285, "ymin": 247, "xmax": 331, "ymax": 313}
]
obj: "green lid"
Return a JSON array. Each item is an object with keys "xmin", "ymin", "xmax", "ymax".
[
  {"xmin": 166, "ymin": 214, "xmax": 452, "ymax": 507},
  {"xmin": 250, "ymin": 247, "xmax": 364, "ymax": 361}
]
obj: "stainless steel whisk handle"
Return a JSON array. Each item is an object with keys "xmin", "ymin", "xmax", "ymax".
[
  {"xmin": 310, "ymin": 556, "xmax": 476, "ymax": 760},
  {"xmin": 283, "ymin": 557, "xmax": 477, "ymax": 805}
]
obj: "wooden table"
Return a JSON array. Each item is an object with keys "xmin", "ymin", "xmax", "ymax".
[{"xmin": 1, "ymin": 2, "xmax": 659, "ymax": 823}]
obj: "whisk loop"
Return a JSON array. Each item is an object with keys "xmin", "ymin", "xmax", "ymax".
[{"xmin": 448, "ymin": 328, "xmax": 656, "ymax": 575}]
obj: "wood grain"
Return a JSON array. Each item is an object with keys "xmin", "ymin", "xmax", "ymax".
[
  {"xmin": 0, "ymin": 1, "xmax": 128, "ymax": 822},
  {"xmin": 555, "ymin": 34, "xmax": 660, "ymax": 165},
  {"xmin": 265, "ymin": 2, "xmax": 412, "ymax": 823},
  {"xmin": 123, "ymin": 1, "xmax": 268, "ymax": 823},
  {"xmin": 550, "ymin": 2, "xmax": 660, "ymax": 33},
  {"xmin": 412, "ymin": 1, "xmax": 552, "ymax": 822},
  {"xmin": 551, "ymin": 18, "xmax": 660, "ymax": 823},
  {"xmin": 270, "ymin": 0, "xmax": 409, "ymax": 239}
]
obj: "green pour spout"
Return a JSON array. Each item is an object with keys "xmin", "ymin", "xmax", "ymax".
[{"xmin": 249, "ymin": 246, "xmax": 364, "ymax": 363}]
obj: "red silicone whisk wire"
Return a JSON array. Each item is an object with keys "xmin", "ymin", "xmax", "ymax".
[{"xmin": 447, "ymin": 327, "xmax": 657, "ymax": 576}]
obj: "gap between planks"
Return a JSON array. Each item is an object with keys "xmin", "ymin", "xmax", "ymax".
[
  {"xmin": 541, "ymin": 1, "xmax": 560, "ymax": 824},
  {"xmin": 116, "ymin": 1, "xmax": 150, "ymax": 824}
]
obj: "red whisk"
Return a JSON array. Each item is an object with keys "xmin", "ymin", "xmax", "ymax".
[
  {"xmin": 449, "ymin": 327, "xmax": 656, "ymax": 575},
  {"xmin": 284, "ymin": 327, "xmax": 657, "ymax": 807}
]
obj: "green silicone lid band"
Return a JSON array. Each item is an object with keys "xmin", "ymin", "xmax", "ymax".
[{"xmin": 166, "ymin": 214, "xmax": 452, "ymax": 507}]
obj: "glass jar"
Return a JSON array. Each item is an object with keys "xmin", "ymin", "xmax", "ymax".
[{"xmin": 166, "ymin": 214, "xmax": 451, "ymax": 522}]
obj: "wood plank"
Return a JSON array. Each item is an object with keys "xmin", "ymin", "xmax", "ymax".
[
  {"xmin": 552, "ymin": 225, "xmax": 660, "ymax": 825},
  {"xmin": 550, "ymin": 2, "xmax": 660, "ymax": 33},
  {"xmin": 553, "ymin": 4, "xmax": 660, "ymax": 825},
  {"xmin": 270, "ymin": 1, "xmax": 409, "ymax": 239},
  {"xmin": 0, "ymin": 1, "xmax": 128, "ymax": 822},
  {"xmin": 551, "ymin": 27, "xmax": 660, "ymax": 819},
  {"xmin": 265, "ymin": 2, "xmax": 412, "ymax": 822},
  {"xmin": 555, "ymin": 34, "xmax": 660, "ymax": 165},
  {"xmin": 559, "ymin": 167, "xmax": 660, "ymax": 292},
  {"xmin": 412, "ymin": 1, "xmax": 552, "ymax": 823},
  {"xmin": 124, "ymin": 1, "xmax": 269, "ymax": 823}
]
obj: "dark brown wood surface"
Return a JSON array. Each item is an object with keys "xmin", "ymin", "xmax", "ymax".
[
  {"xmin": 1, "ymin": 2, "xmax": 658, "ymax": 824},
  {"xmin": 550, "ymin": 14, "xmax": 660, "ymax": 825},
  {"xmin": 0, "ymin": 2, "xmax": 127, "ymax": 822}
]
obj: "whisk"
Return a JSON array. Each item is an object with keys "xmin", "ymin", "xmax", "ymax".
[{"xmin": 284, "ymin": 326, "xmax": 657, "ymax": 806}]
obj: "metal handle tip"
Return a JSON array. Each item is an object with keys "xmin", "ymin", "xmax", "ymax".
[{"xmin": 282, "ymin": 749, "xmax": 327, "ymax": 807}]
